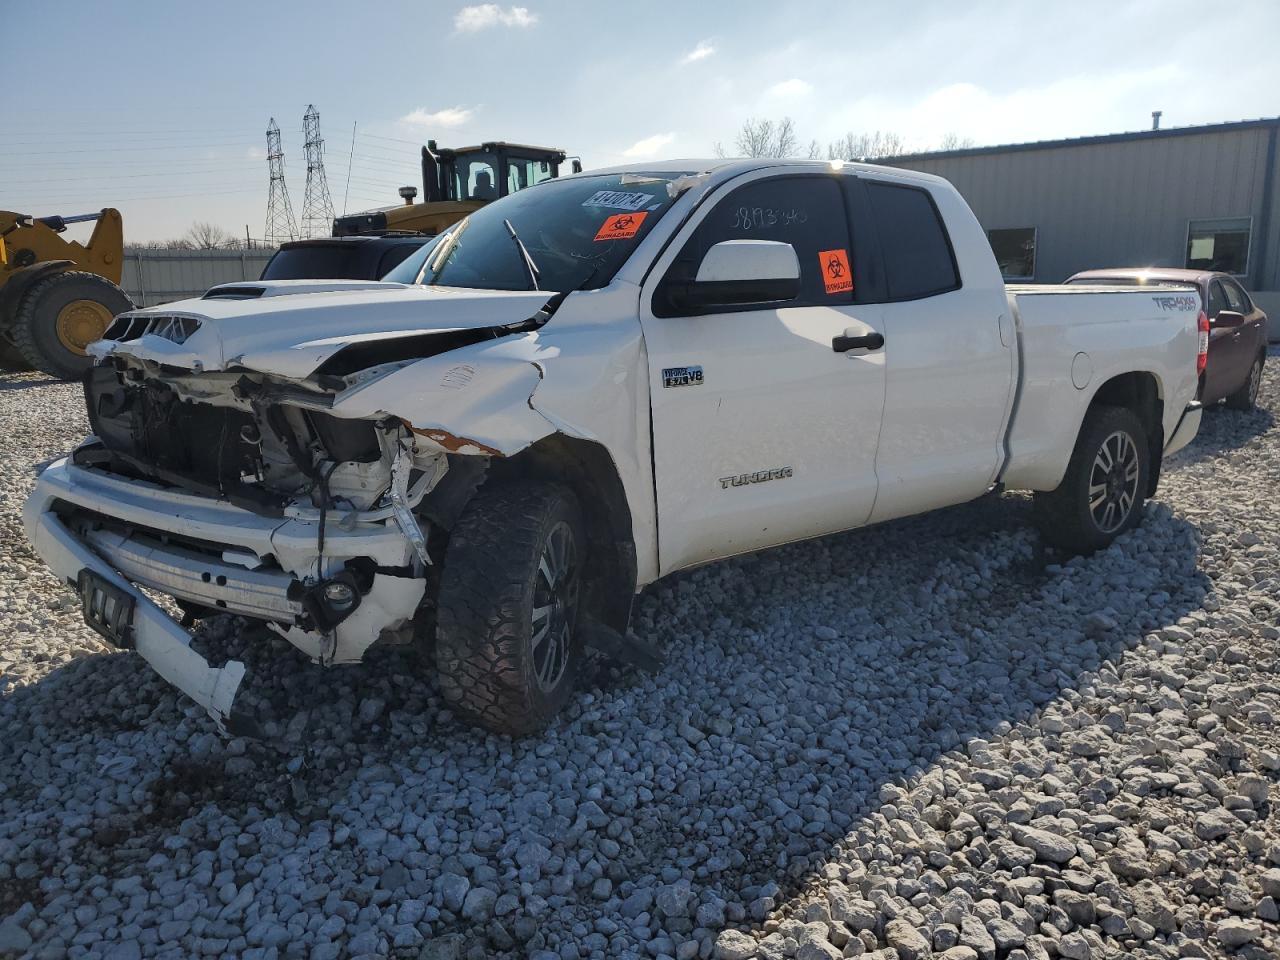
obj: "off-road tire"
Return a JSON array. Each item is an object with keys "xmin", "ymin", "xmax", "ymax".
[
  {"xmin": 1225, "ymin": 354, "xmax": 1264, "ymax": 411},
  {"xmin": 435, "ymin": 481, "xmax": 585, "ymax": 736},
  {"xmin": 1035, "ymin": 405, "xmax": 1150, "ymax": 554},
  {"xmin": 13, "ymin": 271, "xmax": 132, "ymax": 380}
]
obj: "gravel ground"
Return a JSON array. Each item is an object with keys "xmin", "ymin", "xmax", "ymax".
[{"xmin": 1, "ymin": 361, "xmax": 1277, "ymax": 960}]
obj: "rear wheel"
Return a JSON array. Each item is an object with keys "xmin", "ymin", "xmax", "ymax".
[
  {"xmin": 434, "ymin": 481, "xmax": 585, "ymax": 736},
  {"xmin": 12, "ymin": 271, "xmax": 132, "ymax": 380},
  {"xmin": 1035, "ymin": 405, "xmax": 1149, "ymax": 554},
  {"xmin": 1225, "ymin": 355, "xmax": 1263, "ymax": 410}
]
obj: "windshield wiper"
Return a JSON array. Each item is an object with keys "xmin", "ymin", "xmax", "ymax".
[
  {"xmin": 499, "ymin": 255, "xmax": 610, "ymax": 335},
  {"xmin": 504, "ymin": 219, "xmax": 541, "ymax": 291}
]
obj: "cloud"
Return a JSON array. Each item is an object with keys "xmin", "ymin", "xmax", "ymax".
[
  {"xmin": 680, "ymin": 40, "xmax": 716, "ymax": 65},
  {"xmin": 621, "ymin": 133, "xmax": 676, "ymax": 159},
  {"xmin": 399, "ymin": 106, "xmax": 474, "ymax": 129},
  {"xmin": 454, "ymin": 4, "xmax": 537, "ymax": 31},
  {"xmin": 765, "ymin": 78, "xmax": 813, "ymax": 99},
  {"xmin": 246, "ymin": 146, "xmax": 267, "ymax": 161}
]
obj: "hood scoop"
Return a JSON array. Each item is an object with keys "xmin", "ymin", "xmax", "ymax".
[
  {"xmin": 204, "ymin": 279, "xmax": 400, "ymax": 300},
  {"xmin": 203, "ymin": 286, "xmax": 265, "ymax": 300}
]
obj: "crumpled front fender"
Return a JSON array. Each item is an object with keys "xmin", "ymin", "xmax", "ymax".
[{"xmin": 327, "ymin": 335, "xmax": 563, "ymax": 457}]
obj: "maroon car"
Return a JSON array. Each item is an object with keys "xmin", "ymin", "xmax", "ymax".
[{"xmin": 1067, "ymin": 268, "xmax": 1268, "ymax": 410}]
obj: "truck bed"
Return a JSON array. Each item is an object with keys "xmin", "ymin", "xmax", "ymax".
[{"xmin": 1000, "ymin": 284, "xmax": 1201, "ymax": 492}]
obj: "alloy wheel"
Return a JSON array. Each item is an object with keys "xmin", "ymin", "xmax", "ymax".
[
  {"xmin": 1088, "ymin": 430, "xmax": 1140, "ymax": 534},
  {"xmin": 530, "ymin": 520, "xmax": 579, "ymax": 692}
]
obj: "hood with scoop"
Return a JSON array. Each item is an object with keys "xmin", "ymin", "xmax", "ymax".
[{"xmin": 89, "ymin": 279, "xmax": 553, "ymax": 380}]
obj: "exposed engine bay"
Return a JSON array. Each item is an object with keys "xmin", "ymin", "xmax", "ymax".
[{"xmin": 64, "ymin": 359, "xmax": 488, "ymax": 665}]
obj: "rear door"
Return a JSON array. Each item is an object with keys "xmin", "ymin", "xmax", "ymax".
[
  {"xmin": 856, "ymin": 178, "xmax": 1015, "ymax": 523},
  {"xmin": 639, "ymin": 171, "xmax": 886, "ymax": 575}
]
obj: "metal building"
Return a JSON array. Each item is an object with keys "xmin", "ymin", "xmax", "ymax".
[{"xmin": 879, "ymin": 117, "xmax": 1280, "ymax": 326}]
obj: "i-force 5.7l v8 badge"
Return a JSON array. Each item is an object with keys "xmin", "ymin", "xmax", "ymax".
[{"xmin": 662, "ymin": 365, "xmax": 704, "ymax": 388}]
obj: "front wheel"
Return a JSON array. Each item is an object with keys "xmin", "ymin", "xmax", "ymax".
[
  {"xmin": 1035, "ymin": 405, "xmax": 1150, "ymax": 554},
  {"xmin": 435, "ymin": 481, "xmax": 585, "ymax": 736},
  {"xmin": 1225, "ymin": 355, "xmax": 1263, "ymax": 411}
]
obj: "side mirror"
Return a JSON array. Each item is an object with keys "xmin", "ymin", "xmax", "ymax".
[
  {"xmin": 667, "ymin": 240, "xmax": 800, "ymax": 313},
  {"xmin": 1211, "ymin": 310, "xmax": 1245, "ymax": 329}
]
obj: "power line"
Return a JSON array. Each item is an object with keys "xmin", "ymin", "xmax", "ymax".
[
  {"xmin": 17, "ymin": 167, "xmax": 262, "ymax": 184},
  {"xmin": 0, "ymin": 140, "xmax": 261, "ymax": 156},
  {"xmin": 5, "ymin": 187, "xmax": 261, "ymax": 205}
]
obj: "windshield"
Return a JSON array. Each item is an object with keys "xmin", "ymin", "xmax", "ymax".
[{"xmin": 382, "ymin": 173, "xmax": 684, "ymax": 292}]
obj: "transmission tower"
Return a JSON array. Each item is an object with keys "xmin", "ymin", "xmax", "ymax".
[
  {"xmin": 301, "ymin": 105, "xmax": 336, "ymax": 238},
  {"xmin": 264, "ymin": 118, "xmax": 297, "ymax": 244}
]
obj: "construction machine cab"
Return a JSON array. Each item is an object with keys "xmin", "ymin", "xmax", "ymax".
[
  {"xmin": 422, "ymin": 140, "xmax": 570, "ymax": 203},
  {"xmin": 332, "ymin": 140, "xmax": 580, "ymax": 237}
]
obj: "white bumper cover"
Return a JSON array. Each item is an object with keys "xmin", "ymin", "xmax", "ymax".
[
  {"xmin": 24, "ymin": 457, "xmax": 425, "ymax": 733},
  {"xmin": 1164, "ymin": 401, "xmax": 1202, "ymax": 457}
]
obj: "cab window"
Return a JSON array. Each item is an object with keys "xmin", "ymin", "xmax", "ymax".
[{"xmin": 657, "ymin": 175, "xmax": 854, "ymax": 315}]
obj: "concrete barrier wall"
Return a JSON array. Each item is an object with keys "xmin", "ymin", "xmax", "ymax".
[{"xmin": 122, "ymin": 248, "xmax": 275, "ymax": 307}]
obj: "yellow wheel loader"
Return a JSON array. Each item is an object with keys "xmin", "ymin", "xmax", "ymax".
[
  {"xmin": 332, "ymin": 140, "xmax": 580, "ymax": 237},
  {"xmin": 0, "ymin": 208, "xmax": 133, "ymax": 380}
]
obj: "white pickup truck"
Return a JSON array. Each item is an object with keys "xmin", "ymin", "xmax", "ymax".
[{"xmin": 24, "ymin": 159, "xmax": 1205, "ymax": 736}]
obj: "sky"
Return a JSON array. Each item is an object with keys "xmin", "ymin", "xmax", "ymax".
[{"xmin": 6, "ymin": 0, "xmax": 1279, "ymax": 243}]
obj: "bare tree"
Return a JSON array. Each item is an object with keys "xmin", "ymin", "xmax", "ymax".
[
  {"xmin": 716, "ymin": 121, "xmax": 974, "ymax": 162},
  {"xmin": 177, "ymin": 221, "xmax": 237, "ymax": 250},
  {"xmin": 824, "ymin": 131, "xmax": 907, "ymax": 161},
  {"xmin": 715, "ymin": 117, "xmax": 801, "ymax": 158},
  {"xmin": 938, "ymin": 133, "xmax": 976, "ymax": 151}
]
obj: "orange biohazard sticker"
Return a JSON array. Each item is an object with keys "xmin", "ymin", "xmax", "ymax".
[
  {"xmin": 594, "ymin": 211, "xmax": 647, "ymax": 241},
  {"xmin": 819, "ymin": 249, "xmax": 853, "ymax": 294}
]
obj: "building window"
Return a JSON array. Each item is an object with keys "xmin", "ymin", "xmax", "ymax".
[
  {"xmin": 987, "ymin": 227, "xmax": 1036, "ymax": 279},
  {"xmin": 1186, "ymin": 217, "xmax": 1251, "ymax": 275}
]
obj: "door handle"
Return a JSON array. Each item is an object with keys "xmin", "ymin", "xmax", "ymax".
[{"xmin": 832, "ymin": 332, "xmax": 885, "ymax": 353}]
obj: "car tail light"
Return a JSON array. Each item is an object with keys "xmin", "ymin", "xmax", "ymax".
[{"xmin": 1197, "ymin": 310, "xmax": 1209, "ymax": 376}]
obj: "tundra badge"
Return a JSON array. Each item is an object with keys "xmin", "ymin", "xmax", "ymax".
[{"xmin": 719, "ymin": 467, "xmax": 793, "ymax": 489}]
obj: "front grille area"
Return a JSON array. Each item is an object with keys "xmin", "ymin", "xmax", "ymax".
[
  {"xmin": 103, "ymin": 313, "xmax": 202, "ymax": 345},
  {"xmin": 82, "ymin": 366, "xmax": 275, "ymax": 510}
]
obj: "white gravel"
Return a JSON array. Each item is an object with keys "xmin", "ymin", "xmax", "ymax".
[{"xmin": 1, "ymin": 360, "xmax": 1278, "ymax": 960}]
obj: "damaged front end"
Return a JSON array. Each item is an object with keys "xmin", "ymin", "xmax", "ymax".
[{"xmin": 24, "ymin": 342, "xmax": 543, "ymax": 732}]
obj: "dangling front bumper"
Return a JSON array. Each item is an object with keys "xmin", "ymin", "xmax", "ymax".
[{"xmin": 23, "ymin": 455, "xmax": 426, "ymax": 733}]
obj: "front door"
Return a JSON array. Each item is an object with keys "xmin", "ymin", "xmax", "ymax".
[
  {"xmin": 639, "ymin": 172, "xmax": 886, "ymax": 576},
  {"xmin": 1205, "ymin": 278, "xmax": 1250, "ymax": 401}
]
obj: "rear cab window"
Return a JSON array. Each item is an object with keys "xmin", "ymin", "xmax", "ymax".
[{"xmin": 861, "ymin": 181, "xmax": 960, "ymax": 301}]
